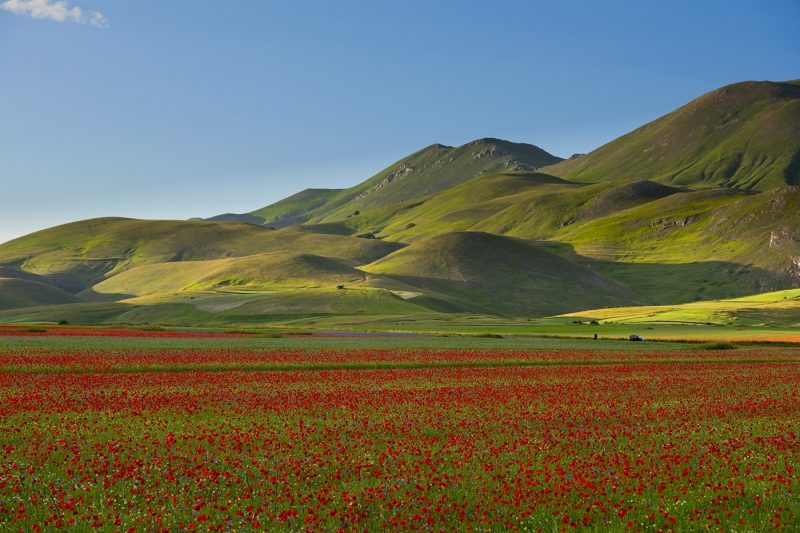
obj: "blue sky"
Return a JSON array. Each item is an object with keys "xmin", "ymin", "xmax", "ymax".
[{"xmin": 0, "ymin": 0, "xmax": 798, "ymax": 243}]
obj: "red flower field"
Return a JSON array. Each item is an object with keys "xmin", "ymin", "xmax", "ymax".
[{"xmin": 0, "ymin": 341, "xmax": 798, "ymax": 530}]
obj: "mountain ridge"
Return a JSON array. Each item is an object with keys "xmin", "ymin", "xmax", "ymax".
[
  {"xmin": 212, "ymin": 138, "xmax": 563, "ymax": 227},
  {"xmin": 2, "ymin": 79, "xmax": 800, "ymax": 323}
]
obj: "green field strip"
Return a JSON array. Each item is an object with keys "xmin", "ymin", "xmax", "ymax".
[{"xmin": 3, "ymin": 357, "xmax": 799, "ymax": 375}]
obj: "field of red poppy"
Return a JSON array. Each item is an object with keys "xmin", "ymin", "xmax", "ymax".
[{"xmin": 0, "ymin": 329, "xmax": 798, "ymax": 530}]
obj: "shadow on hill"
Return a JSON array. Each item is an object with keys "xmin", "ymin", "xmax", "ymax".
[
  {"xmin": 376, "ymin": 239, "xmax": 796, "ymax": 317},
  {"xmin": 0, "ymin": 302, "xmax": 133, "ymax": 325},
  {"xmin": 78, "ymin": 288, "xmax": 136, "ymax": 302},
  {"xmin": 592, "ymin": 260, "xmax": 792, "ymax": 304},
  {"xmin": 540, "ymin": 241, "xmax": 796, "ymax": 306},
  {"xmin": 0, "ymin": 265, "xmax": 88, "ymax": 294}
]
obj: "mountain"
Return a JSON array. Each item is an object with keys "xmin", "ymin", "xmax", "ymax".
[
  {"xmin": 544, "ymin": 80, "xmax": 800, "ymax": 190},
  {"xmin": 214, "ymin": 138, "xmax": 563, "ymax": 227},
  {"xmin": 2, "ymin": 79, "xmax": 800, "ymax": 325}
]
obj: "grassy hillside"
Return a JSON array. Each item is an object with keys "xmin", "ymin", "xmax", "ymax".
[
  {"xmin": 363, "ymin": 232, "xmax": 640, "ymax": 316},
  {"xmin": 362, "ymin": 172, "xmax": 584, "ymax": 242},
  {"xmin": 325, "ymin": 173, "xmax": 687, "ymax": 245},
  {"xmin": 0, "ymin": 278, "xmax": 81, "ymax": 310},
  {"xmin": 544, "ymin": 80, "xmax": 800, "ymax": 190},
  {"xmin": 345, "ymin": 172, "xmax": 800, "ymax": 304},
  {"xmin": 567, "ymin": 181, "xmax": 683, "ymax": 223},
  {"xmin": 7, "ymin": 177, "xmax": 797, "ymax": 321},
  {"xmin": 315, "ymin": 139, "xmax": 563, "ymax": 221},
  {"xmin": 88, "ymin": 253, "xmax": 367, "ymax": 299},
  {"xmin": 0, "ymin": 217, "xmax": 401, "ymax": 290},
  {"xmin": 554, "ymin": 187, "xmax": 800, "ymax": 298}
]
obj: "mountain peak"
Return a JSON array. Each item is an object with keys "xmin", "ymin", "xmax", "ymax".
[
  {"xmin": 467, "ymin": 137, "xmax": 551, "ymax": 151},
  {"xmin": 470, "ymin": 137, "xmax": 506, "ymax": 145},
  {"xmin": 680, "ymin": 80, "xmax": 800, "ymax": 117},
  {"xmin": 546, "ymin": 78, "xmax": 800, "ymax": 190},
  {"xmin": 214, "ymin": 137, "xmax": 562, "ymax": 227},
  {"xmin": 426, "ymin": 143, "xmax": 453, "ymax": 150}
]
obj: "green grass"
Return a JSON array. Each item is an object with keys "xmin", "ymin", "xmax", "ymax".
[
  {"xmin": 8, "ymin": 356, "xmax": 800, "ymax": 375},
  {"xmin": 0, "ymin": 327, "xmax": 709, "ymax": 351}
]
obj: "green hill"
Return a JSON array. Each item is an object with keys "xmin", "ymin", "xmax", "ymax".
[
  {"xmin": 348, "ymin": 174, "xmax": 685, "ymax": 244},
  {"xmin": 363, "ymin": 232, "xmax": 640, "ymax": 316},
  {"xmin": 567, "ymin": 181, "xmax": 683, "ymax": 223},
  {"xmin": 88, "ymin": 253, "xmax": 367, "ymax": 299},
  {"xmin": 544, "ymin": 80, "xmax": 800, "ymax": 190},
  {"xmin": 364, "ymin": 171, "xmax": 583, "ymax": 242},
  {"xmin": 365, "ymin": 178, "xmax": 800, "ymax": 304},
  {"xmin": 215, "ymin": 139, "xmax": 563, "ymax": 227},
  {"xmin": 555, "ymin": 186, "xmax": 800, "ymax": 296},
  {"xmin": 0, "ymin": 217, "xmax": 401, "ymax": 290}
]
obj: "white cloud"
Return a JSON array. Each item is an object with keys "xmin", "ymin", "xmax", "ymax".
[
  {"xmin": 1, "ymin": 0, "xmax": 108, "ymax": 27},
  {"xmin": 88, "ymin": 9, "xmax": 107, "ymax": 28}
]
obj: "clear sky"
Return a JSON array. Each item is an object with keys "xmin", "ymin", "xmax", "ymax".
[{"xmin": 1, "ymin": 0, "xmax": 798, "ymax": 244}]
